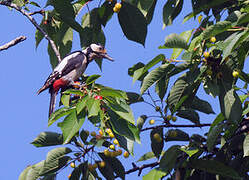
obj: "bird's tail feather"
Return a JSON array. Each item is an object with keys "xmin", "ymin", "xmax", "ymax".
[{"xmin": 49, "ymin": 90, "xmax": 57, "ymax": 117}]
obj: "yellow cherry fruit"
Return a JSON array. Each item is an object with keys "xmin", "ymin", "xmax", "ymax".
[
  {"xmin": 70, "ymin": 162, "xmax": 75, "ymax": 168},
  {"xmin": 203, "ymin": 52, "xmax": 210, "ymax": 58},
  {"xmin": 113, "ymin": 139, "xmax": 119, "ymax": 145},
  {"xmin": 210, "ymin": 37, "xmax": 216, "ymax": 43},
  {"xmin": 123, "ymin": 151, "xmax": 129, "ymax": 158},
  {"xmin": 104, "ymin": 149, "xmax": 111, "ymax": 157},
  {"xmin": 149, "ymin": 119, "xmax": 155, "ymax": 125},
  {"xmin": 232, "ymin": 70, "xmax": 239, "ymax": 78},
  {"xmin": 99, "ymin": 161, "xmax": 106, "ymax": 168},
  {"xmin": 115, "ymin": 3, "xmax": 122, "ymax": 9},
  {"xmin": 99, "ymin": 129, "xmax": 104, "ymax": 136},
  {"xmin": 109, "ymin": 144, "xmax": 115, "ymax": 150},
  {"xmin": 109, "ymin": 132, "xmax": 115, "ymax": 138}
]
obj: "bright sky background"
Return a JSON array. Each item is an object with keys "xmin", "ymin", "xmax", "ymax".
[{"xmin": 0, "ymin": 1, "xmax": 226, "ymax": 179}]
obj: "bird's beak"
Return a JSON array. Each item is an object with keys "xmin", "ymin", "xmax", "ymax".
[{"xmin": 102, "ymin": 53, "xmax": 114, "ymax": 61}]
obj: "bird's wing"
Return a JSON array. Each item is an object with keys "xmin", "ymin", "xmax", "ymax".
[
  {"xmin": 59, "ymin": 51, "xmax": 85, "ymax": 76},
  {"xmin": 37, "ymin": 51, "xmax": 85, "ymax": 94}
]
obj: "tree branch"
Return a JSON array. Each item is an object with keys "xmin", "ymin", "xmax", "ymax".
[
  {"xmin": 124, "ymin": 162, "xmax": 159, "ymax": 176},
  {"xmin": 0, "ymin": 36, "xmax": 26, "ymax": 51},
  {"xmin": 141, "ymin": 123, "xmax": 211, "ymax": 132},
  {"xmin": 0, "ymin": 1, "xmax": 61, "ymax": 62}
]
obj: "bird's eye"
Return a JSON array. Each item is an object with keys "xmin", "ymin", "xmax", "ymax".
[{"xmin": 99, "ymin": 47, "xmax": 103, "ymax": 51}]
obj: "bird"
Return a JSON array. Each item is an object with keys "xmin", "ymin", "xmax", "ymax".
[{"xmin": 37, "ymin": 43, "xmax": 113, "ymax": 117}]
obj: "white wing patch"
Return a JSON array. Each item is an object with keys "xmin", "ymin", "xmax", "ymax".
[{"xmin": 54, "ymin": 51, "xmax": 82, "ymax": 72}]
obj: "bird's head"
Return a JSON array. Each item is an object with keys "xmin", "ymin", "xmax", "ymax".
[{"xmin": 84, "ymin": 44, "xmax": 114, "ymax": 62}]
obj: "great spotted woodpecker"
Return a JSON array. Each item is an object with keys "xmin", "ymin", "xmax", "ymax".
[{"xmin": 37, "ymin": 44, "xmax": 113, "ymax": 117}]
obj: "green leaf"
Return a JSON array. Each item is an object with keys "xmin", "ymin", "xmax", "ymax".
[
  {"xmin": 98, "ymin": 1, "xmax": 114, "ymax": 27},
  {"xmin": 202, "ymin": 21, "xmax": 232, "ymax": 40},
  {"xmin": 118, "ymin": 1, "xmax": 147, "ymax": 45},
  {"xmin": 63, "ymin": 89, "xmax": 84, "ymax": 96},
  {"xmin": 128, "ymin": 62, "xmax": 146, "ymax": 79},
  {"xmin": 98, "ymin": 85, "xmax": 127, "ymax": 99},
  {"xmin": 107, "ymin": 98, "xmax": 135, "ymax": 124},
  {"xmin": 191, "ymin": 96, "xmax": 215, "ymax": 114},
  {"xmin": 165, "ymin": 129, "xmax": 189, "ymax": 142},
  {"xmin": 60, "ymin": 94, "xmax": 70, "ymax": 107},
  {"xmin": 155, "ymin": 75, "xmax": 169, "ymax": 101},
  {"xmin": 167, "ymin": 69, "xmax": 201, "ymax": 112},
  {"xmin": 126, "ymin": 92, "xmax": 144, "ymax": 104},
  {"xmin": 159, "ymin": 145, "xmax": 181, "ymax": 172},
  {"xmin": 87, "ymin": 98, "xmax": 100, "ymax": 118},
  {"xmin": 137, "ymin": 0, "xmax": 157, "ymax": 24},
  {"xmin": 137, "ymin": 151, "xmax": 157, "ymax": 162},
  {"xmin": 86, "ymin": 74, "xmax": 101, "ymax": 85},
  {"xmin": 180, "ymin": 146, "xmax": 199, "ymax": 157},
  {"xmin": 207, "ymin": 123, "xmax": 224, "ymax": 152},
  {"xmin": 76, "ymin": 95, "xmax": 89, "ymax": 114},
  {"xmin": 109, "ymin": 110, "xmax": 140, "ymax": 143},
  {"xmin": 80, "ymin": 129, "xmax": 89, "ymax": 144},
  {"xmin": 189, "ymin": 159, "xmax": 241, "ymax": 179},
  {"xmin": 243, "ymin": 134, "xmax": 249, "ymax": 157},
  {"xmin": 52, "ymin": 0, "xmax": 84, "ymax": 33},
  {"xmin": 19, "ymin": 166, "xmax": 37, "ymax": 180},
  {"xmin": 137, "ymin": 0, "xmax": 154, "ymax": 16},
  {"xmin": 171, "ymin": 30, "xmax": 193, "ymax": 59},
  {"xmin": 31, "ymin": 132, "xmax": 63, "ymax": 147},
  {"xmin": 39, "ymin": 147, "xmax": 72, "ymax": 176},
  {"xmin": 150, "ymin": 128, "xmax": 164, "ymax": 158},
  {"xmin": 222, "ymin": 31, "xmax": 249, "ymax": 62},
  {"xmin": 176, "ymin": 108, "xmax": 200, "ymax": 125},
  {"xmin": 140, "ymin": 64, "xmax": 175, "ymax": 94},
  {"xmin": 219, "ymin": 82, "xmax": 242, "ymax": 123},
  {"xmin": 114, "ymin": 133, "xmax": 134, "ymax": 155},
  {"xmin": 136, "ymin": 115, "xmax": 147, "ymax": 130},
  {"xmin": 210, "ymin": 113, "xmax": 225, "ymax": 132},
  {"xmin": 236, "ymin": 12, "xmax": 249, "ymax": 25},
  {"xmin": 159, "ymin": 33, "xmax": 189, "ymax": 50},
  {"xmin": 48, "ymin": 107, "xmax": 75, "ymax": 126},
  {"xmin": 133, "ymin": 54, "xmax": 165, "ymax": 83},
  {"xmin": 98, "ymin": 159, "xmax": 115, "ymax": 180},
  {"xmin": 162, "ymin": 0, "xmax": 183, "ymax": 28},
  {"xmin": 58, "ymin": 110, "xmax": 86, "ymax": 144},
  {"xmin": 143, "ymin": 168, "xmax": 167, "ymax": 180},
  {"xmin": 69, "ymin": 165, "xmax": 81, "ymax": 180},
  {"xmin": 98, "ymin": 153, "xmax": 125, "ymax": 180}
]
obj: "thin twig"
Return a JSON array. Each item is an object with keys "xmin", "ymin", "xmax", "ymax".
[
  {"xmin": 0, "ymin": 36, "xmax": 26, "ymax": 51},
  {"xmin": 28, "ymin": 9, "xmax": 45, "ymax": 16},
  {"xmin": 124, "ymin": 161, "xmax": 159, "ymax": 176},
  {"xmin": 140, "ymin": 123, "xmax": 211, "ymax": 132},
  {"xmin": 0, "ymin": 1, "xmax": 61, "ymax": 62}
]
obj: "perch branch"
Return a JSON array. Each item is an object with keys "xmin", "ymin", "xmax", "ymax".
[{"xmin": 0, "ymin": 36, "xmax": 26, "ymax": 51}]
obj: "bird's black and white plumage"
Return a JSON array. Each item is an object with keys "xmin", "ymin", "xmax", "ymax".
[{"xmin": 37, "ymin": 44, "xmax": 113, "ymax": 117}]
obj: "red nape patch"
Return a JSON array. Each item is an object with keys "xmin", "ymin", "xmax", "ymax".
[{"xmin": 53, "ymin": 79, "xmax": 68, "ymax": 92}]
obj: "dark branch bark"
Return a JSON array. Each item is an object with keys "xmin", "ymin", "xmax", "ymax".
[
  {"xmin": 0, "ymin": 1, "xmax": 61, "ymax": 62},
  {"xmin": 0, "ymin": 36, "xmax": 26, "ymax": 51},
  {"xmin": 124, "ymin": 161, "xmax": 159, "ymax": 176},
  {"xmin": 141, "ymin": 123, "xmax": 211, "ymax": 132}
]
